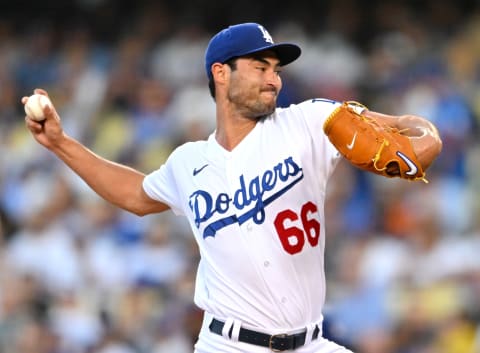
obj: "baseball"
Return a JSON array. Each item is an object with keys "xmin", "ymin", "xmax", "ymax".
[{"xmin": 24, "ymin": 94, "xmax": 51, "ymax": 122}]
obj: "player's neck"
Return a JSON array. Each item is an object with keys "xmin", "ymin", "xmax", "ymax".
[{"xmin": 215, "ymin": 114, "xmax": 257, "ymax": 151}]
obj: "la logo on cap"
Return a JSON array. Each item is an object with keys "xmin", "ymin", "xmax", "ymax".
[
  {"xmin": 204, "ymin": 22, "xmax": 301, "ymax": 80},
  {"xmin": 258, "ymin": 25, "xmax": 274, "ymax": 44}
]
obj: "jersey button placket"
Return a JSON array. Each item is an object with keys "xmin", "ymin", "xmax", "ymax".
[{"xmin": 225, "ymin": 155, "xmax": 236, "ymax": 188}]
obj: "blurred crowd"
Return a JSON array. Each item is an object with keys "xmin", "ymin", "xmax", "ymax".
[{"xmin": 1, "ymin": 0, "xmax": 480, "ymax": 352}]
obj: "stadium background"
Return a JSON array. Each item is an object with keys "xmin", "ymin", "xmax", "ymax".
[{"xmin": 1, "ymin": 0, "xmax": 480, "ymax": 352}]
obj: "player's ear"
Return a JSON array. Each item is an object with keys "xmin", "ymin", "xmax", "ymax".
[{"xmin": 211, "ymin": 62, "xmax": 228, "ymax": 83}]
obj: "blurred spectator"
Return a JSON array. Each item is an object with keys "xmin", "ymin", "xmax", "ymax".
[{"xmin": 126, "ymin": 216, "xmax": 188, "ymax": 289}]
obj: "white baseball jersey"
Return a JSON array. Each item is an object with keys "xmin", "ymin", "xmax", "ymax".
[{"xmin": 143, "ymin": 98, "xmax": 342, "ymax": 332}]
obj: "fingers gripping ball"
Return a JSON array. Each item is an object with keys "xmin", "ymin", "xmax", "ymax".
[
  {"xmin": 323, "ymin": 102, "xmax": 426, "ymax": 182},
  {"xmin": 24, "ymin": 94, "xmax": 52, "ymax": 122}
]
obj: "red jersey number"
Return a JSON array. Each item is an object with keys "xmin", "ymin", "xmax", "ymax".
[{"xmin": 274, "ymin": 201, "xmax": 320, "ymax": 255}]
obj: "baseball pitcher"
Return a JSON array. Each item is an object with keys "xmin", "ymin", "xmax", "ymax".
[{"xmin": 23, "ymin": 22, "xmax": 442, "ymax": 352}]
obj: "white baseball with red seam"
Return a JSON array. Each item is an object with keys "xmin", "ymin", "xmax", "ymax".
[{"xmin": 24, "ymin": 94, "xmax": 51, "ymax": 122}]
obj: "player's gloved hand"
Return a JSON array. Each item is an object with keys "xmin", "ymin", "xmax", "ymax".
[{"xmin": 323, "ymin": 101, "xmax": 427, "ymax": 182}]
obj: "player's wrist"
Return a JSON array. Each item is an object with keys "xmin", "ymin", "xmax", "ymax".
[{"xmin": 48, "ymin": 132, "xmax": 74, "ymax": 155}]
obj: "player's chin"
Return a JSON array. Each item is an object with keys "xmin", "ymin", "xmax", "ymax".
[
  {"xmin": 261, "ymin": 95, "xmax": 277, "ymax": 110},
  {"xmin": 246, "ymin": 98, "xmax": 276, "ymax": 119},
  {"xmin": 256, "ymin": 103, "xmax": 276, "ymax": 118}
]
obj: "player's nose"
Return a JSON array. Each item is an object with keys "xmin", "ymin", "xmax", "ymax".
[{"xmin": 264, "ymin": 72, "xmax": 281, "ymax": 91}]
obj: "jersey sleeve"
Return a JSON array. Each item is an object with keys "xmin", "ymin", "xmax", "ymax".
[
  {"xmin": 142, "ymin": 150, "xmax": 184, "ymax": 216},
  {"xmin": 293, "ymin": 98, "xmax": 344, "ymax": 170}
]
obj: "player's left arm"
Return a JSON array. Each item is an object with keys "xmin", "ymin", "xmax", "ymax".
[
  {"xmin": 323, "ymin": 102, "xmax": 443, "ymax": 181},
  {"xmin": 363, "ymin": 110, "xmax": 443, "ymax": 172}
]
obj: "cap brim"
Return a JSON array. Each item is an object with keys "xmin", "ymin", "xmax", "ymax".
[
  {"xmin": 270, "ymin": 43, "xmax": 302, "ymax": 66},
  {"xmin": 240, "ymin": 43, "xmax": 301, "ymax": 66}
]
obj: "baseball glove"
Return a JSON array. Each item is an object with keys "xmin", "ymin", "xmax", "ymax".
[{"xmin": 323, "ymin": 101, "xmax": 427, "ymax": 182}]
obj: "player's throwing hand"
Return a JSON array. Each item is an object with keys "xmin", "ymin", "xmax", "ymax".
[{"xmin": 23, "ymin": 88, "xmax": 65, "ymax": 150}]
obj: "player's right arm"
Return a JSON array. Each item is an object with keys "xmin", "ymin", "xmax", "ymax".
[{"xmin": 22, "ymin": 89, "xmax": 169, "ymax": 216}]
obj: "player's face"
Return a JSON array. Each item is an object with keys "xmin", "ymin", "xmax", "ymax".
[{"xmin": 226, "ymin": 51, "xmax": 282, "ymax": 119}]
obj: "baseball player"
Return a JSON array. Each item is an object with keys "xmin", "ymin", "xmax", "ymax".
[{"xmin": 23, "ymin": 23, "xmax": 442, "ymax": 352}]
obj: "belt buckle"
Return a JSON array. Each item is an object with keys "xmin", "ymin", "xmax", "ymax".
[{"xmin": 269, "ymin": 333, "xmax": 288, "ymax": 352}]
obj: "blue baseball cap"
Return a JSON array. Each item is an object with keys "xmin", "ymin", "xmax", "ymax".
[{"xmin": 205, "ymin": 23, "xmax": 301, "ymax": 80}]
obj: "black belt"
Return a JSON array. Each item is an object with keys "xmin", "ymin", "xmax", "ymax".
[{"xmin": 209, "ymin": 318, "xmax": 320, "ymax": 352}]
